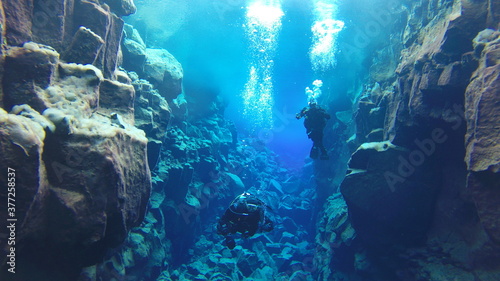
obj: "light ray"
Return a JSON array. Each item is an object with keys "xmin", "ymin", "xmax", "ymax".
[
  {"xmin": 242, "ymin": 0, "xmax": 284, "ymax": 131},
  {"xmin": 310, "ymin": 0, "xmax": 345, "ymax": 72}
]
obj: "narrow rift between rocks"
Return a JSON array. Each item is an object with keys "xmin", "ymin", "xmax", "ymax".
[{"xmin": 0, "ymin": 0, "xmax": 499, "ymax": 280}]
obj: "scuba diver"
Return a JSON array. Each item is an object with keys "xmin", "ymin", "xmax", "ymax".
[
  {"xmin": 217, "ymin": 192, "xmax": 274, "ymax": 249},
  {"xmin": 296, "ymin": 100, "xmax": 331, "ymax": 160}
]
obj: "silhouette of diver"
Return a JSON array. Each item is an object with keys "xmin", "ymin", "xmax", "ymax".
[
  {"xmin": 217, "ymin": 192, "xmax": 274, "ymax": 249},
  {"xmin": 296, "ymin": 100, "xmax": 331, "ymax": 160}
]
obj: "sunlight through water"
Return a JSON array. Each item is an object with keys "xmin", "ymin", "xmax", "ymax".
[
  {"xmin": 310, "ymin": 0, "xmax": 345, "ymax": 72},
  {"xmin": 242, "ymin": 0, "xmax": 284, "ymax": 131}
]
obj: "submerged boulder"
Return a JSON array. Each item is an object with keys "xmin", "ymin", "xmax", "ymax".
[
  {"xmin": 132, "ymin": 76, "xmax": 171, "ymax": 142},
  {"xmin": 62, "ymin": 26, "xmax": 105, "ymax": 65},
  {"xmin": 43, "ymin": 118, "xmax": 150, "ymax": 257},
  {"xmin": 340, "ymin": 141, "xmax": 440, "ymax": 247},
  {"xmin": 122, "ymin": 24, "xmax": 147, "ymax": 73},
  {"xmin": 0, "ymin": 43, "xmax": 150, "ymax": 281},
  {"xmin": 315, "ymin": 193, "xmax": 357, "ymax": 280},
  {"xmin": 105, "ymin": 0, "xmax": 137, "ymax": 17},
  {"xmin": 73, "ymin": 0, "xmax": 124, "ymax": 79},
  {"xmin": 74, "ymin": 1, "xmax": 111, "ymax": 44},
  {"xmin": 99, "ymin": 78, "xmax": 136, "ymax": 125},
  {"xmin": 0, "ymin": 108, "xmax": 47, "ymax": 243},
  {"xmin": 3, "ymin": 42, "xmax": 59, "ymax": 112},
  {"xmin": 144, "ymin": 48, "xmax": 183, "ymax": 102}
]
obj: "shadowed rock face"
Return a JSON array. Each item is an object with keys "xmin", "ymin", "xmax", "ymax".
[
  {"xmin": 318, "ymin": 0, "xmax": 500, "ymax": 280},
  {"xmin": 0, "ymin": 109, "xmax": 47, "ymax": 244},
  {"xmin": 0, "ymin": 0, "xmax": 129, "ymax": 79},
  {"xmin": 465, "ymin": 29, "xmax": 500, "ymax": 245},
  {"xmin": 0, "ymin": 21, "xmax": 150, "ymax": 281},
  {"xmin": 3, "ymin": 44, "xmax": 59, "ymax": 112},
  {"xmin": 341, "ymin": 142, "xmax": 440, "ymax": 247},
  {"xmin": 62, "ymin": 26, "xmax": 105, "ymax": 65},
  {"xmin": 2, "ymin": 0, "xmax": 34, "ymax": 46},
  {"xmin": 104, "ymin": 0, "xmax": 136, "ymax": 17},
  {"xmin": 0, "ymin": 6, "xmax": 149, "ymax": 270},
  {"xmin": 121, "ymin": 25, "xmax": 184, "ymax": 103}
]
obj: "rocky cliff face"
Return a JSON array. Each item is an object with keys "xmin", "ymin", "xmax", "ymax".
[
  {"xmin": 1, "ymin": 0, "xmax": 139, "ymax": 78},
  {"xmin": 318, "ymin": 0, "xmax": 500, "ymax": 280},
  {"xmin": 0, "ymin": 1, "xmax": 151, "ymax": 280}
]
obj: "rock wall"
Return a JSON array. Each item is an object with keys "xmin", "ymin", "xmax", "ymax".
[
  {"xmin": 0, "ymin": 0, "xmax": 136, "ymax": 80},
  {"xmin": 465, "ymin": 28, "xmax": 500, "ymax": 245},
  {"xmin": 319, "ymin": 0, "xmax": 500, "ymax": 280},
  {"xmin": 0, "ymin": 1, "xmax": 152, "ymax": 280}
]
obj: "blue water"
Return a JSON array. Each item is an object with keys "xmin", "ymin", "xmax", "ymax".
[
  {"xmin": 3, "ymin": 0, "xmax": 492, "ymax": 280},
  {"xmin": 126, "ymin": 0, "xmax": 350, "ymax": 170}
]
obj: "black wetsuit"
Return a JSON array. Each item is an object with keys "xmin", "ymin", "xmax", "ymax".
[
  {"xmin": 296, "ymin": 105, "xmax": 331, "ymax": 159},
  {"xmin": 217, "ymin": 193, "xmax": 273, "ymax": 248}
]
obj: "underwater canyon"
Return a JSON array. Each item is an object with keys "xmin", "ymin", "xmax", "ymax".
[{"xmin": 0, "ymin": 0, "xmax": 499, "ymax": 280}]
